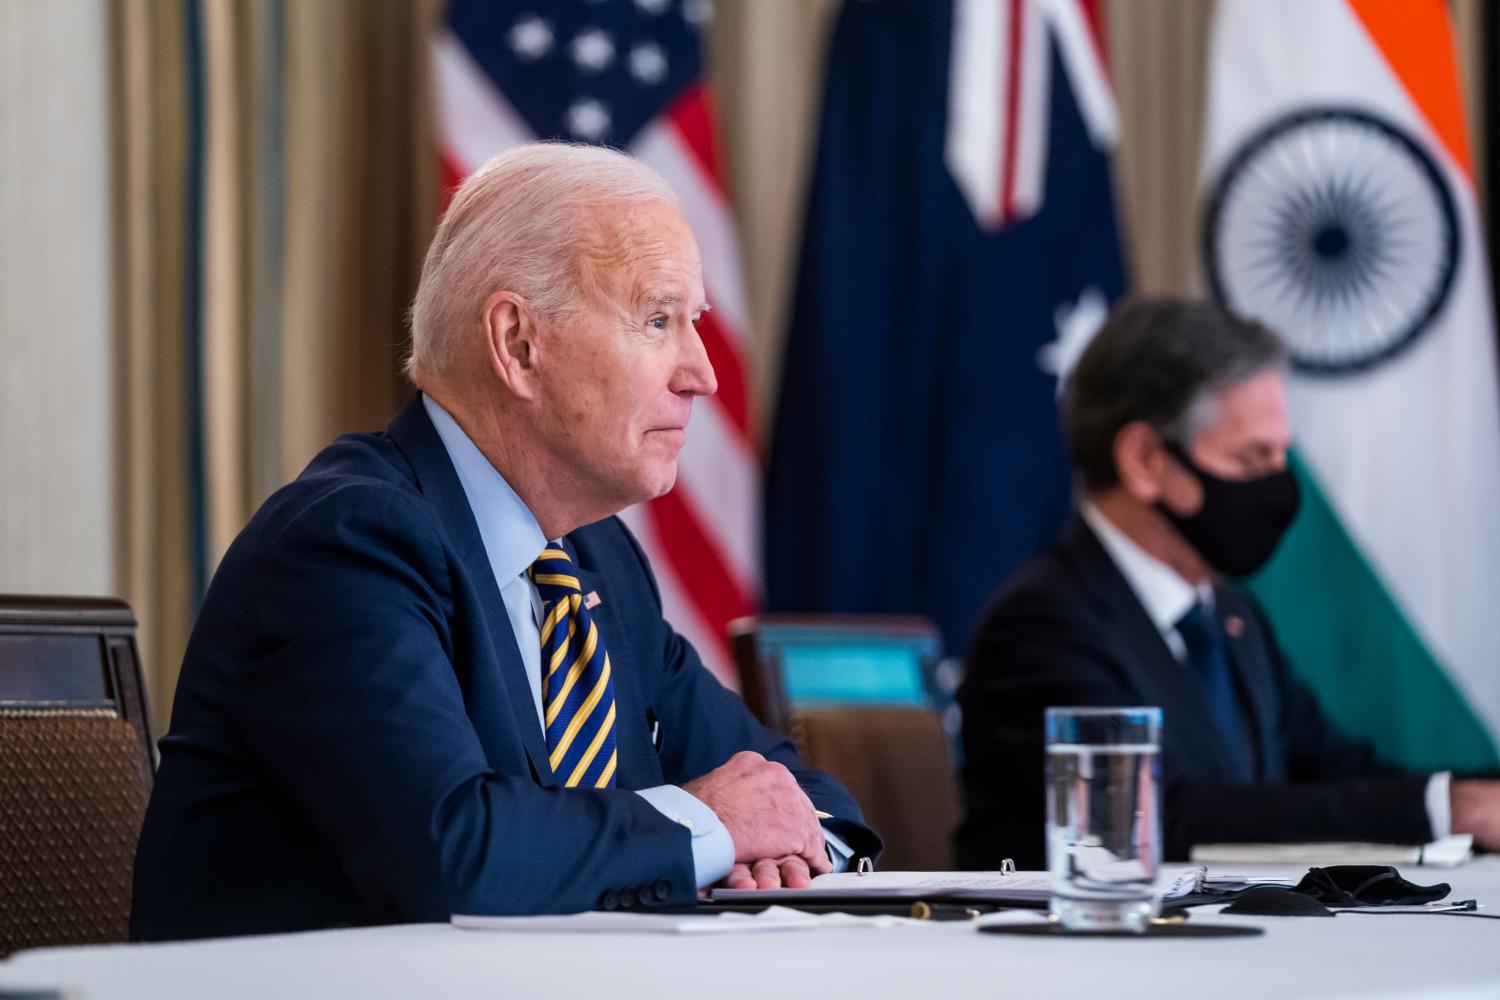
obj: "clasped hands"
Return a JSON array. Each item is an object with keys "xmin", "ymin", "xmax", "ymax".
[{"xmin": 683, "ymin": 750, "xmax": 831, "ymax": 890}]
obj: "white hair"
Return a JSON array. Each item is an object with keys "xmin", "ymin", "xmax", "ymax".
[{"xmin": 405, "ymin": 142, "xmax": 676, "ymax": 382}]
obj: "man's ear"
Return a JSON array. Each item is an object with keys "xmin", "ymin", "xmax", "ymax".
[
  {"xmin": 1112, "ymin": 421, "xmax": 1170, "ymax": 504},
  {"xmin": 481, "ymin": 290, "xmax": 540, "ymax": 399}
]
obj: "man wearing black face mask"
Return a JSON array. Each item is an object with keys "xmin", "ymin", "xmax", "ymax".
[{"xmin": 955, "ymin": 297, "xmax": 1500, "ymax": 869}]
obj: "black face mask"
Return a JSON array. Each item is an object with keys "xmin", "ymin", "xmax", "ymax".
[{"xmin": 1156, "ymin": 442, "xmax": 1302, "ymax": 577}]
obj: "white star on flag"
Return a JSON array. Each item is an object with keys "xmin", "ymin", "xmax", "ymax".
[
  {"xmin": 508, "ymin": 17, "xmax": 553, "ymax": 60},
  {"xmin": 570, "ymin": 29, "xmax": 615, "ymax": 72},
  {"xmin": 1037, "ymin": 286, "xmax": 1109, "ymax": 397},
  {"xmin": 566, "ymin": 98, "xmax": 611, "ymax": 139},
  {"xmin": 629, "ymin": 43, "xmax": 669, "ymax": 85},
  {"xmin": 683, "ymin": 0, "xmax": 712, "ymax": 27}
]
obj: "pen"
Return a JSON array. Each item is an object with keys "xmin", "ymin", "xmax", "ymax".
[
  {"xmin": 815, "ymin": 810, "xmax": 832, "ymax": 819},
  {"xmin": 909, "ymin": 901, "xmax": 986, "ymax": 921}
]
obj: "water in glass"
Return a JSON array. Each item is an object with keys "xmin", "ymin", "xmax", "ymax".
[{"xmin": 1045, "ymin": 707, "xmax": 1162, "ymax": 932}]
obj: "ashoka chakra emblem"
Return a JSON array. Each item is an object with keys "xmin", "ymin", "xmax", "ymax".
[{"xmin": 1202, "ymin": 106, "xmax": 1459, "ymax": 375}]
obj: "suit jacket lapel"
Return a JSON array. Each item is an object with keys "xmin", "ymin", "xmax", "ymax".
[
  {"xmin": 386, "ymin": 394, "xmax": 555, "ymax": 787},
  {"xmin": 1061, "ymin": 517, "xmax": 1238, "ymax": 779}
]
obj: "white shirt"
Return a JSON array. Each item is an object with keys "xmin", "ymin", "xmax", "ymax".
[
  {"xmin": 1079, "ymin": 500, "xmax": 1449, "ymax": 838},
  {"xmin": 1081, "ymin": 501, "xmax": 1211, "ymax": 664}
]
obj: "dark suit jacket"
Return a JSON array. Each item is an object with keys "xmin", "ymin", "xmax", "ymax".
[
  {"xmin": 131, "ymin": 396, "xmax": 877, "ymax": 941},
  {"xmin": 955, "ymin": 515, "xmax": 1430, "ymax": 870}
]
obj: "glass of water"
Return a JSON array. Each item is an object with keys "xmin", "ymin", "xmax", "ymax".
[{"xmin": 1045, "ymin": 706, "xmax": 1163, "ymax": 932}]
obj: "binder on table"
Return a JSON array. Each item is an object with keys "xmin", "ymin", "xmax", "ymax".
[{"xmin": 706, "ymin": 864, "xmax": 1204, "ymax": 914}]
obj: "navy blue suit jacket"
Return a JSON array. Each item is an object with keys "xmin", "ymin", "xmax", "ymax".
[
  {"xmin": 955, "ymin": 516, "xmax": 1429, "ymax": 870},
  {"xmin": 131, "ymin": 396, "xmax": 877, "ymax": 941}
]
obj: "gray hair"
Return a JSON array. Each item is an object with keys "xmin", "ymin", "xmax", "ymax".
[
  {"xmin": 1061, "ymin": 297, "xmax": 1289, "ymax": 492},
  {"xmin": 405, "ymin": 142, "xmax": 676, "ymax": 382}
]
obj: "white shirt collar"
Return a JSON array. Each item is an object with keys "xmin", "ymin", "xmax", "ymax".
[
  {"xmin": 422, "ymin": 394, "xmax": 548, "ymax": 585},
  {"xmin": 1079, "ymin": 499, "xmax": 1211, "ymax": 634}
]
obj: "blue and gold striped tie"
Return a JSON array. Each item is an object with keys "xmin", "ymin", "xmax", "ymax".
[{"xmin": 531, "ymin": 545, "xmax": 619, "ymax": 788}]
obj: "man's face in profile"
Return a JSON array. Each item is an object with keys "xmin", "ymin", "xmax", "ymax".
[
  {"xmin": 1159, "ymin": 369, "xmax": 1293, "ymax": 514},
  {"xmin": 531, "ymin": 199, "xmax": 717, "ymax": 516}
]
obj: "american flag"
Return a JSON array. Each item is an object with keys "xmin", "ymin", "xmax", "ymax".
[{"xmin": 434, "ymin": 0, "xmax": 756, "ymax": 685}]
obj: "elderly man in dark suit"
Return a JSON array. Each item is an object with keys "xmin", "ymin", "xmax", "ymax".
[
  {"xmin": 131, "ymin": 143, "xmax": 878, "ymax": 942},
  {"xmin": 956, "ymin": 298, "xmax": 1500, "ymax": 870}
]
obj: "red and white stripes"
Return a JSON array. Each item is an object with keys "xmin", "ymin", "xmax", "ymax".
[{"xmin": 622, "ymin": 84, "xmax": 758, "ymax": 687}]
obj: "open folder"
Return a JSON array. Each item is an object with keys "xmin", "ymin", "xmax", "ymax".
[{"xmin": 708, "ymin": 867, "xmax": 1205, "ymax": 907}]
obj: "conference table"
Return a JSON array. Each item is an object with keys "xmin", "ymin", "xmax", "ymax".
[{"xmin": 3, "ymin": 859, "xmax": 1498, "ymax": 1000}]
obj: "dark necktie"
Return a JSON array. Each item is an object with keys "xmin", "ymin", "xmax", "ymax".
[
  {"xmin": 531, "ymin": 545, "xmax": 618, "ymax": 788},
  {"xmin": 1174, "ymin": 601, "xmax": 1255, "ymax": 784}
]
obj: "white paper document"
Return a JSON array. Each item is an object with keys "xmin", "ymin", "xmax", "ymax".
[
  {"xmin": 1200, "ymin": 871, "xmax": 1304, "ymax": 891},
  {"xmin": 452, "ymin": 905, "xmax": 833, "ymax": 935},
  {"xmin": 1190, "ymin": 834, "xmax": 1474, "ymax": 869}
]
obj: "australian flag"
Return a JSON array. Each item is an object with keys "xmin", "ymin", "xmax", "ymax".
[{"xmin": 766, "ymin": 0, "xmax": 1128, "ymax": 657}]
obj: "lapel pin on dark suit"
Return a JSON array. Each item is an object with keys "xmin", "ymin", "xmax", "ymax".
[
  {"xmin": 584, "ymin": 591, "xmax": 602, "ymax": 609},
  {"xmin": 1225, "ymin": 614, "xmax": 1245, "ymax": 639}
]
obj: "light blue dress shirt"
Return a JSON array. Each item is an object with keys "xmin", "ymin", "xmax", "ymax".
[{"xmin": 422, "ymin": 396, "xmax": 851, "ymax": 887}]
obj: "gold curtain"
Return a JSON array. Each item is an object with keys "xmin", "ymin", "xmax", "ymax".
[
  {"xmin": 278, "ymin": 0, "xmax": 437, "ymax": 482},
  {"xmin": 1105, "ymin": 0, "xmax": 1213, "ymax": 295},
  {"xmin": 112, "ymin": 0, "xmax": 437, "ymax": 727},
  {"xmin": 112, "ymin": 0, "xmax": 195, "ymax": 732},
  {"xmin": 707, "ymin": 0, "xmax": 843, "ymax": 435}
]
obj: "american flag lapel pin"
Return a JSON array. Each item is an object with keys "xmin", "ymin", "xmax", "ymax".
[
  {"xmin": 1225, "ymin": 615, "xmax": 1245, "ymax": 638},
  {"xmin": 584, "ymin": 591, "xmax": 602, "ymax": 610}
]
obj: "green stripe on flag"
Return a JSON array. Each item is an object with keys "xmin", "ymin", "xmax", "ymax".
[{"xmin": 1246, "ymin": 452, "xmax": 1499, "ymax": 772}]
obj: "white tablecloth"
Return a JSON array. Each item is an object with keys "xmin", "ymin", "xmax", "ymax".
[{"xmin": 4, "ymin": 860, "xmax": 1498, "ymax": 1000}]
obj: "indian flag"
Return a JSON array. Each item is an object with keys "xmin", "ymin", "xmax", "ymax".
[{"xmin": 1200, "ymin": 0, "xmax": 1500, "ymax": 771}]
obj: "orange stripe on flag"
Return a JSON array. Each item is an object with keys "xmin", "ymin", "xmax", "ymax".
[{"xmin": 1347, "ymin": 0, "xmax": 1472, "ymax": 179}]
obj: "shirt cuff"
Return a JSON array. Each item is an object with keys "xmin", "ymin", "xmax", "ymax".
[
  {"xmin": 1425, "ymin": 771, "xmax": 1452, "ymax": 840},
  {"xmin": 823, "ymin": 825, "xmax": 854, "ymax": 872},
  {"xmin": 634, "ymin": 785, "xmax": 734, "ymax": 889}
]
